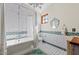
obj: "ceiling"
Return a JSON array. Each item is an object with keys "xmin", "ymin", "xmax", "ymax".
[{"xmin": 28, "ymin": 3, "xmax": 51, "ymax": 13}]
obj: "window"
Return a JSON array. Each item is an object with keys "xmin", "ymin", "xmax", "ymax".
[{"xmin": 41, "ymin": 13, "xmax": 48, "ymax": 24}]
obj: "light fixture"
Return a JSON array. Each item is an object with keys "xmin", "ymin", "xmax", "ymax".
[{"xmin": 29, "ymin": 3, "xmax": 44, "ymax": 9}]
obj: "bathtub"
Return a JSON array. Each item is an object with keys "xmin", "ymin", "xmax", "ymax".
[{"xmin": 39, "ymin": 32, "xmax": 67, "ymax": 55}]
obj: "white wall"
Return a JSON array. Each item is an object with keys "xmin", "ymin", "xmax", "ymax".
[
  {"xmin": 0, "ymin": 4, "xmax": 1, "ymax": 29},
  {"xmin": 0, "ymin": 4, "xmax": 1, "ymax": 35},
  {"xmin": 41, "ymin": 3, "xmax": 79, "ymax": 32}
]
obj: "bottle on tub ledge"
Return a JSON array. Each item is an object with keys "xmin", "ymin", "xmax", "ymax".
[
  {"xmin": 64, "ymin": 27, "xmax": 68, "ymax": 35},
  {"xmin": 62, "ymin": 24, "xmax": 68, "ymax": 36},
  {"xmin": 72, "ymin": 28, "xmax": 76, "ymax": 36}
]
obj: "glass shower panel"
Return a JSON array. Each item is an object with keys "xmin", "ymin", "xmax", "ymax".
[
  {"xmin": 4, "ymin": 4, "xmax": 19, "ymax": 40},
  {"xmin": 27, "ymin": 9, "xmax": 34, "ymax": 38},
  {"xmin": 18, "ymin": 6, "xmax": 27, "ymax": 38},
  {"xmin": 4, "ymin": 3, "xmax": 35, "ymax": 42},
  {"xmin": 26, "ymin": 14, "xmax": 33, "ymax": 37}
]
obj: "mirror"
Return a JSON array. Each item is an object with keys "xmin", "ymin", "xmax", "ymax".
[{"xmin": 50, "ymin": 17, "xmax": 60, "ymax": 29}]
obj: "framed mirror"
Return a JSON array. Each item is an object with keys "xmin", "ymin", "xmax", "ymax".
[{"xmin": 50, "ymin": 18, "xmax": 60, "ymax": 29}]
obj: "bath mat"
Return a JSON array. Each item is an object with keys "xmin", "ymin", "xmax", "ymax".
[{"xmin": 31, "ymin": 49, "xmax": 46, "ymax": 55}]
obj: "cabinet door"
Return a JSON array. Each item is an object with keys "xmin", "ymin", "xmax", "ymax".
[{"xmin": 4, "ymin": 4, "xmax": 18, "ymax": 40}]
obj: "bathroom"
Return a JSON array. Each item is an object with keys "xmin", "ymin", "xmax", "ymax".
[{"xmin": 0, "ymin": 3, "xmax": 79, "ymax": 55}]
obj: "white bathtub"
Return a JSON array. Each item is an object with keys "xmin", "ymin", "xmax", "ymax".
[{"xmin": 39, "ymin": 32, "xmax": 67, "ymax": 55}]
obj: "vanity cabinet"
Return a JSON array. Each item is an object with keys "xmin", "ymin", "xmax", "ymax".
[{"xmin": 67, "ymin": 37, "xmax": 79, "ymax": 55}]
